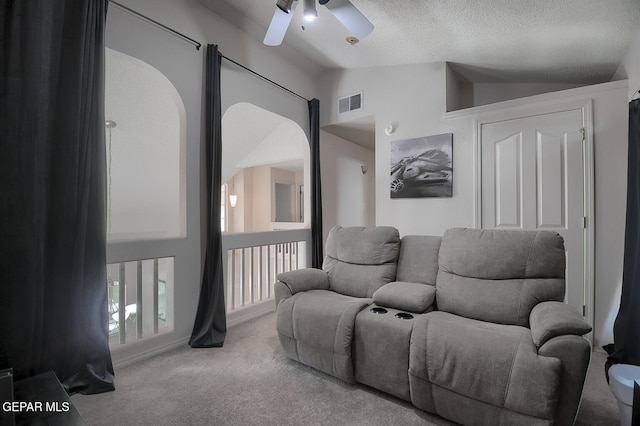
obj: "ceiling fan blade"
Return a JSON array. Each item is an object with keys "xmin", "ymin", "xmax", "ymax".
[
  {"xmin": 323, "ymin": 0, "xmax": 374, "ymax": 40},
  {"xmin": 264, "ymin": 4, "xmax": 294, "ymax": 46}
]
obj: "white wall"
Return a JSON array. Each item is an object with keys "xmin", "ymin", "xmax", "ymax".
[
  {"xmin": 600, "ymin": 28, "xmax": 640, "ymax": 346},
  {"xmin": 320, "ymin": 62, "xmax": 452, "ymax": 237},
  {"xmin": 105, "ymin": 48, "xmax": 185, "ymax": 241},
  {"xmin": 108, "ymin": 0, "xmax": 322, "ymax": 366},
  {"xmin": 109, "ymin": 0, "xmax": 638, "ymax": 355},
  {"xmin": 590, "ymin": 85, "xmax": 628, "ymax": 347},
  {"xmin": 321, "ymin": 62, "xmax": 629, "ymax": 347},
  {"xmin": 116, "ymin": 0, "xmax": 319, "ymax": 101},
  {"xmin": 251, "ymin": 166, "xmax": 271, "ymax": 231},
  {"xmin": 473, "ymin": 82, "xmax": 585, "ymax": 106},
  {"xmin": 614, "ymin": 29, "xmax": 640, "ymax": 100},
  {"xmin": 105, "ymin": 4, "xmax": 205, "ymax": 366},
  {"xmin": 320, "ymin": 130, "xmax": 375, "ymax": 242}
]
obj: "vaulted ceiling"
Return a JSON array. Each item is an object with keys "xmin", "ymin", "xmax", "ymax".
[
  {"xmin": 198, "ymin": 0, "xmax": 640, "ymax": 151},
  {"xmin": 198, "ymin": 0, "xmax": 640, "ymax": 84}
]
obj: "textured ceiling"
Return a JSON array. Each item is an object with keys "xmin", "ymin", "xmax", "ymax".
[{"xmin": 198, "ymin": 0, "xmax": 640, "ymax": 84}]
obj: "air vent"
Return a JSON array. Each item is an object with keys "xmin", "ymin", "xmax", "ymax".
[{"xmin": 338, "ymin": 92, "xmax": 363, "ymax": 114}]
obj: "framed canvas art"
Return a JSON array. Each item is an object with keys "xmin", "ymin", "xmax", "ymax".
[{"xmin": 390, "ymin": 133, "xmax": 453, "ymax": 198}]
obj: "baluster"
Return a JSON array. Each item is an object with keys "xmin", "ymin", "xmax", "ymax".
[
  {"xmin": 153, "ymin": 259, "xmax": 159, "ymax": 334},
  {"xmin": 275, "ymin": 244, "xmax": 279, "ymax": 279},
  {"xmin": 267, "ymin": 245, "xmax": 272, "ymax": 299},
  {"xmin": 118, "ymin": 262, "xmax": 126, "ymax": 344},
  {"xmin": 259, "ymin": 246, "xmax": 264, "ymax": 302},
  {"xmin": 250, "ymin": 246, "xmax": 255, "ymax": 304},
  {"xmin": 137, "ymin": 260, "xmax": 143, "ymax": 339},
  {"xmin": 241, "ymin": 248, "xmax": 246, "ymax": 307},
  {"xmin": 231, "ymin": 249, "xmax": 236, "ymax": 310}
]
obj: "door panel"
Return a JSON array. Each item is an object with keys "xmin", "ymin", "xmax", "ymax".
[
  {"xmin": 481, "ymin": 109, "xmax": 585, "ymax": 315},
  {"xmin": 494, "ymin": 133, "xmax": 521, "ymax": 228}
]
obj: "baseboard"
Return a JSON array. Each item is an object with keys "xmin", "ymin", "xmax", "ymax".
[
  {"xmin": 112, "ymin": 335, "xmax": 191, "ymax": 370},
  {"xmin": 111, "ymin": 301, "xmax": 276, "ymax": 370},
  {"xmin": 227, "ymin": 300, "xmax": 276, "ymax": 328}
]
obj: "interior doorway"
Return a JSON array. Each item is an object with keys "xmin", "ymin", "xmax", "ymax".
[{"xmin": 321, "ymin": 115, "xmax": 376, "ymax": 236}]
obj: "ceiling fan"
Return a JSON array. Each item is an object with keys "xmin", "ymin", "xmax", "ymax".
[{"xmin": 264, "ymin": 0, "xmax": 374, "ymax": 46}]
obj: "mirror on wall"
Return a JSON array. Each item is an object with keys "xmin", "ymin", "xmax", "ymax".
[
  {"xmin": 273, "ymin": 182, "xmax": 303, "ymax": 223},
  {"xmin": 222, "ymin": 103, "xmax": 309, "ymax": 232},
  {"xmin": 271, "ymin": 164, "xmax": 303, "ymax": 223},
  {"xmin": 274, "ymin": 183, "xmax": 293, "ymax": 222}
]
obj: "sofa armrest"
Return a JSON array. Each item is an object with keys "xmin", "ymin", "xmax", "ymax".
[
  {"xmin": 538, "ymin": 334, "xmax": 591, "ymax": 425},
  {"xmin": 372, "ymin": 281, "xmax": 436, "ymax": 313},
  {"xmin": 277, "ymin": 268, "xmax": 329, "ymax": 295},
  {"xmin": 530, "ymin": 301, "xmax": 592, "ymax": 348}
]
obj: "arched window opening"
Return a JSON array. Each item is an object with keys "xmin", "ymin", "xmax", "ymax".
[
  {"xmin": 222, "ymin": 102, "xmax": 309, "ymax": 233},
  {"xmin": 104, "ymin": 48, "xmax": 186, "ymax": 346},
  {"xmin": 105, "ymin": 48, "xmax": 186, "ymax": 241}
]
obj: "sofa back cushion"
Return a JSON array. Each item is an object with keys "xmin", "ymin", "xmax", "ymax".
[
  {"xmin": 396, "ymin": 235, "xmax": 442, "ymax": 285},
  {"xmin": 436, "ymin": 228, "xmax": 565, "ymax": 327},
  {"xmin": 324, "ymin": 226, "xmax": 400, "ymax": 298}
]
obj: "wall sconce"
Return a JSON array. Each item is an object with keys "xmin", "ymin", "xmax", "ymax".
[{"xmin": 361, "ymin": 165, "xmax": 368, "ymax": 174}]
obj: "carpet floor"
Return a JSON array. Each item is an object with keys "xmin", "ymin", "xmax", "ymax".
[{"xmin": 71, "ymin": 311, "xmax": 619, "ymax": 425}]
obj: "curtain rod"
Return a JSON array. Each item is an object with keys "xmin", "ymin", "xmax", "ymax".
[
  {"xmin": 220, "ymin": 54, "xmax": 311, "ymax": 103},
  {"xmin": 109, "ymin": 1, "xmax": 202, "ymax": 51},
  {"xmin": 107, "ymin": 2, "xmax": 308, "ymax": 102}
]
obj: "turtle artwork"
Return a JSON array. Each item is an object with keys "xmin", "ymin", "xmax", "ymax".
[{"xmin": 390, "ymin": 133, "xmax": 453, "ymax": 198}]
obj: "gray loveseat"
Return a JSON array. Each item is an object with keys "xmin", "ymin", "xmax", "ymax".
[{"xmin": 274, "ymin": 226, "xmax": 592, "ymax": 426}]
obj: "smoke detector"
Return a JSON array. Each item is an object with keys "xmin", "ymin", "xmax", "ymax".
[{"xmin": 346, "ymin": 36, "xmax": 359, "ymax": 45}]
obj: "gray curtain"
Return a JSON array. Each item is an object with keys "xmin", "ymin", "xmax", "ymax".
[
  {"xmin": 0, "ymin": 0, "xmax": 115, "ymax": 393},
  {"xmin": 309, "ymin": 98, "xmax": 323, "ymax": 268},
  {"xmin": 606, "ymin": 98, "xmax": 640, "ymax": 373},
  {"xmin": 189, "ymin": 44, "xmax": 227, "ymax": 348}
]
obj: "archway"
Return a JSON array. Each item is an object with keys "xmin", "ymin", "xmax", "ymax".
[{"xmin": 222, "ymin": 102, "xmax": 310, "ymax": 232}]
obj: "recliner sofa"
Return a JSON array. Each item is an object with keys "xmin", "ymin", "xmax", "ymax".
[{"xmin": 275, "ymin": 226, "xmax": 592, "ymax": 426}]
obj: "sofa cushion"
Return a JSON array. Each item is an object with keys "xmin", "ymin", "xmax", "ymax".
[
  {"xmin": 276, "ymin": 289, "xmax": 371, "ymax": 383},
  {"xmin": 409, "ymin": 311, "xmax": 562, "ymax": 421},
  {"xmin": 396, "ymin": 235, "xmax": 441, "ymax": 284},
  {"xmin": 436, "ymin": 228, "xmax": 565, "ymax": 326},
  {"xmin": 324, "ymin": 226, "xmax": 400, "ymax": 298},
  {"xmin": 372, "ymin": 282, "xmax": 435, "ymax": 313},
  {"xmin": 439, "ymin": 228, "xmax": 566, "ymax": 279}
]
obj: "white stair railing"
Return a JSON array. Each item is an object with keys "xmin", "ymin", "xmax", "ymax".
[
  {"xmin": 222, "ymin": 229, "xmax": 312, "ymax": 311},
  {"xmin": 106, "ymin": 257, "xmax": 174, "ymax": 346}
]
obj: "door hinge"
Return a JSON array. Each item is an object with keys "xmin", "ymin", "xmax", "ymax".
[
  {"xmin": 582, "ymin": 305, "xmax": 586, "ymax": 316},
  {"xmin": 582, "ymin": 217, "xmax": 587, "ymax": 228},
  {"xmin": 579, "ymin": 128, "xmax": 586, "ymax": 142}
]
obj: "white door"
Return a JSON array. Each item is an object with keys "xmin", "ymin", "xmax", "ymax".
[{"xmin": 480, "ymin": 109, "xmax": 585, "ymax": 316}]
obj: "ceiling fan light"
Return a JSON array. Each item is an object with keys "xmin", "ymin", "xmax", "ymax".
[
  {"xmin": 276, "ymin": 0, "xmax": 295, "ymax": 13},
  {"xmin": 303, "ymin": 0, "xmax": 317, "ymax": 21}
]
